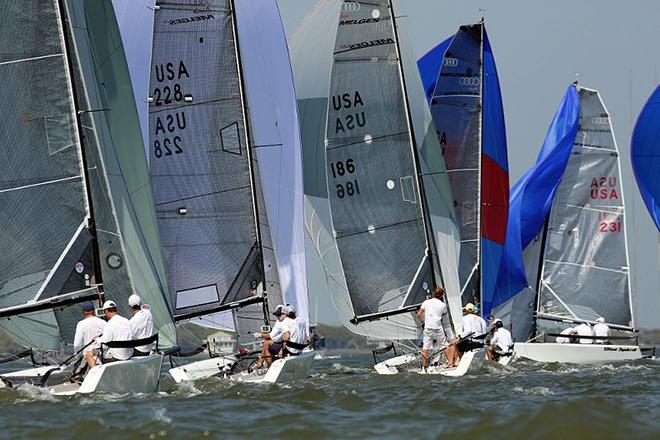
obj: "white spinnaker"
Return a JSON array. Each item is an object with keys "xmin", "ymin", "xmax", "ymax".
[
  {"xmin": 235, "ymin": 0, "xmax": 309, "ymax": 324},
  {"xmin": 111, "ymin": 0, "xmax": 155, "ymax": 159}
]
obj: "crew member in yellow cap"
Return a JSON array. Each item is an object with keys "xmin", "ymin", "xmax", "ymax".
[{"xmin": 443, "ymin": 302, "xmax": 487, "ymax": 367}]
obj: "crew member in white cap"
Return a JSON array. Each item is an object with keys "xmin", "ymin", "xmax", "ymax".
[
  {"xmin": 255, "ymin": 305, "xmax": 290, "ymax": 368},
  {"xmin": 87, "ymin": 300, "xmax": 133, "ymax": 367},
  {"xmin": 593, "ymin": 317, "xmax": 609, "ymax": 344},
  {"xmin": 282, "ymin": 304, "xmax": 308, "ymax": 355},
  {"xmin": 128, "ymin": 294, "xmax": 154, "ymax": 355}
]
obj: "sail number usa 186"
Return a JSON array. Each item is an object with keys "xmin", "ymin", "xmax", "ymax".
[{"xmin": 330, "ymin": 159, "xmax": 360, "ymax": 199}]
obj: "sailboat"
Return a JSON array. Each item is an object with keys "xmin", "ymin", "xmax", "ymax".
[
  {"xmin": 300, "ymin": 0, "xmax": 476, "ymax": 375},
  {"xmin": 418, "ymin": 22, "xmax": 511, "ymax": 363},
  {"xmin": 631, "ymin": 85, "xmax": 660, "ymax": 231},
  {"xmin": 143, "ymin": 0, "xmax": 313, "ymax": 384},
  {"xmin": 495, "ymin": 83, "xmax": 650, "ymax": 363},
  {"xmin": 0, "ymin": 0, "xmax": 176, "ymax": 394}
]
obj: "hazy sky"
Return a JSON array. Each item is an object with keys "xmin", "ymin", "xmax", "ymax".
[{"xmin": 278, "ymin": 0, "xmax": 660, "ymax": 329}]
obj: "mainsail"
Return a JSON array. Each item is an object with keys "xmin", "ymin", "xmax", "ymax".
[
  {"xmin": 418, "ymin": 23, "xmax": 509, "ymax": 315},
  {"xmin": 292, "ymin": 0, "xmax": 459, "ymax": 339},
  {"xmin": 148, "ymin": 0, "xmax": 303, "ymax": 343},
  {"xmin": 631, "ymin": 85, "xmax": 660, "ymax": 231},
  {"xmin": 537, "ymin": 86, "xmax": 633, "ymax": 327},
  {"xmin": 0, "ymin": 0, "xmax": 176, "ymax": 351},
  {"xmin": 495, "ymin": 84, "xmax": 633, "ymax": 339},
  {"xmin": 325, "ymin": 0, "xmax": 438, "ymax": 323}
]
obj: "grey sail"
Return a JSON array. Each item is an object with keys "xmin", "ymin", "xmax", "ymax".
[
  {"xmin": 149, "ymin": 1, "xmax": 277, "ymax": 322},
  {"xmin": 325, "ymin": 0, "xmax": 434, "ymax": 321},
  {"xmin": 537, "ymin": 87, "xmax": 633, "ymax": 327},
  {"xmin": 0, "ymin": 0, "xmax": 177, "ymax": 351},
  {"xmin": 67, "ymin": 0, "xmax": 176, "ymax": 347},
  {"xmin": 429, "ymin": 24, "xmax": 482, "ymax": 306},
  {"xmin": 0, "ymin": 1, "xmax": 98, "ymax": 351}
]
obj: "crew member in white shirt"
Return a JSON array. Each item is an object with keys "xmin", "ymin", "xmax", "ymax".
[
  {"xmin": 416, "ymin": 287, "xmax": 451, "ymax": 370},
  {"xmin": 87, "ymin": 300, "xmax": 133, "ymax": 367},
  {"xmin": 128, "ymin": 294, "xmax": 154, "ymax": 355},
  {"xmin": 555, "ymin": 326, "xmax": 578, "ymax": 344},
  {"xmin": 74, "ymin": 301, "xmax": 106, "ymax": 369},
  {"xmin": 593, "ymin": 317, "xmax": 609, "ymax": 344},
  {"xmin": 282, "ymin": 305, "xmax": 308, "ymax": 355},
  {"xmin": 444, "ymin": 303, "xmax": 486, "ymax": 367},
  {"xmin": 487, "ymin": 319, "xmax": 514, "ymax": 361},
  {"xmin": 255, "ymin": 305, "xmax": 290, "ymax": 368},
  {"xmin": 574, "ymin": 320, "xmax": 594, "ymax": 344}
]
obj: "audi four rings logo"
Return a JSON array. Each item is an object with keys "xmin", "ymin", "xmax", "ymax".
[
  {"xmin": 591, "ymin": 116, "xmax": 609, "ymax": 125},
  {"xmin": 343, "ymin": 2, "xmax": 360, "ymax": 12},
  {"xmin": 459, "ymin": 77, "xmax": 481, "ymax": 86},
  {"xmin": 444, "ymin": 57, "xmax": 459, "ymax": 67}
]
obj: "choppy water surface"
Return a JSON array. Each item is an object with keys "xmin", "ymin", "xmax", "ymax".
[{"xmin": 0, "ymin": 352, "xmax": 658, "ymax": 439}]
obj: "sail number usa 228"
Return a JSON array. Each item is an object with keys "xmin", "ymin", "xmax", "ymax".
[{"xmin": 152, "ymin": 60, "xmax": 190, "ymax": 159}]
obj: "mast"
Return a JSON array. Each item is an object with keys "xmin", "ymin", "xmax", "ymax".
[
  {"xmin": 230, "ymin": 0, "xmax": 269, "ymax": 325},
  {"xmin": 56, "ymin": 0, "xmax": 104, "ymax": 301},
  {"xmin": 477, "ymin": 20, "xmax": 485, "ymax": 313},
  {"xmin": 389, "ymin": 0, "xmax": 441, "ymax": 291}
]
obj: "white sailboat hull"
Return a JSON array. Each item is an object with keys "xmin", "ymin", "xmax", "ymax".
[
  {"xmin": 169, "ymin": 356, "xmax": 236, "ymax": 383},
  {"xmin": 0, "ymin": 354, "xmax": 164, "ymax": 395},
  {"xmin": 514, "ymin": 342, "xmax": 642, "ymax": 364},
  {"xmin": 231, "ymin": 351, "xmax": 315, "ymax": 383},
  {"xmin": 169, "ymin": 351, "xmax": 315, "ymax": 384},
  {"xmin": 374, "ymin": 348, "xmax": 486, "ymax": 376}
]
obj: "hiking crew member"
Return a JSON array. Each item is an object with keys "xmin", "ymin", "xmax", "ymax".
[
  {"xmin": 282, "ymin": 304, "xmax": 307, "ymax": 355},
  {"xmin": 555, "ymin": 327, "xmax": 578, "ymax": 344},
  {"xmin": 255, "ymin": 305, "xmax": 290, "ymax": 368},
  {"xmin": 444, "ymin": 303, "xmax": 487, "ymax": 367},
  {"xmin": 487, "ymin": 319, "xmax": 514, "ymax": 361},
  {"xmin": 417, "ymin": 287, "xmax": 451, "ymax": 370},
  {"xmin": 575, "ymin": 321, "xmax": 594, "ymax": 344},
  {"xmin": 87, "ymin": 300, "xmax": 133, "ymax": 367},
  {"xmin": 128, "ymin": 294, "xmax": 154, "ymax": 356},
  {"xmin": 74, "ymin": 301, "xmax": 106, "ymax": 370},
  {"xmin": 593, "ymin": 317, "xmax": 609, "ymax": 344}
]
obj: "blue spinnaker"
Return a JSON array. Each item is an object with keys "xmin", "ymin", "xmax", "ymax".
[
  {"xmin": 631, "ymin": 85, "xmax": 660, "ymax": 231},
  {"xmin": 417, "ymin": 35, "xmax": 453, "ymax": 103},
  {"xmin": 493, "ymin": 85, "xmax": 580, "ymax": 329},
  {"xmin": 418, "ymin": 25, "xmax": 509, "ymax": 319}
]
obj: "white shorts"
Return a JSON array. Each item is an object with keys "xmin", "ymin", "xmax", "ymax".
[{"xmin": 423, "ymin": 328, "xmax": 447, "ymax": 350}]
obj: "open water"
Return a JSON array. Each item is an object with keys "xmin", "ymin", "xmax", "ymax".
[{"xmin": 0, "ymin": 351, "xmax": 658, "ymax": 439}]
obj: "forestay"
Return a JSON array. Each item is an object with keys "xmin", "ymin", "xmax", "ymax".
[
  {"xmin": 537, "ymin": 87, "xmax": 633, "ymax": 327},
  {"xmin": 148, "ymin": 0, "xmax": 267, "ymax": 320},
  {"xmin": 325, "ymin": 0, "xmax": 433, "ymax": 321}
]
